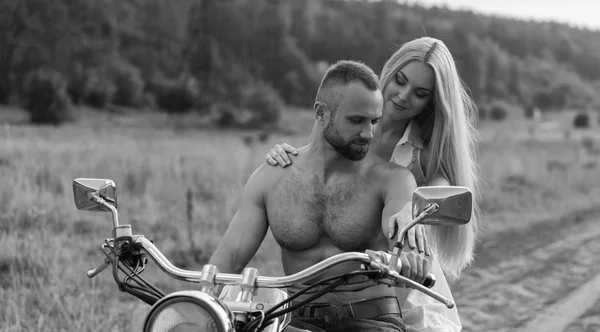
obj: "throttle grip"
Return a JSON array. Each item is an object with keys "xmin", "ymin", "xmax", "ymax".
[
  {"xmin": 383, "ymin": 250, "xmax": 436, "ymax": 288},
  {"xmin": 423, "ymin": 272, "xmax": 436, "ymax": 288}
]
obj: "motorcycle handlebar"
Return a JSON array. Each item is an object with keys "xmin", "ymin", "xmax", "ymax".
[
  {"xmin": 137, "ymin": 236, "xmax": 372, "ymax": 286},
  {"xmin": 134, "ymin": 236, "xmax": 454, "ymax": 309}
]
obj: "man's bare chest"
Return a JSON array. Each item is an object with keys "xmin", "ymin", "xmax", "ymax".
[{"xmin": 265, "ymin": 172, "xmax": 383, "ymax": 252}]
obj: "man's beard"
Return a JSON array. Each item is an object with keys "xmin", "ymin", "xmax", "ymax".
[{"xmin": 323, "ymin": 121, "xmax": 370, "ymax": 161}]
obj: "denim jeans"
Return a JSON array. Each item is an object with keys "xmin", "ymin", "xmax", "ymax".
[{"xmin": 287, "ymin": 313, "xmax": 406, "ymax": 332}]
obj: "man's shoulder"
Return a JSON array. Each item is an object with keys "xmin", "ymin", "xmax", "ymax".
[
  {"xmin": 367, "ymin": 159, "xmax": 417, "ymax": 203},
  {"xmin": 367, "ymin": 157, "xmax": 416, "ymax": 191},
  {"xmin": 247, "ymin": 159, "xmax": 303, "ymax": 190},
  {"xmin": 369, "ymin": 157, "xmax": 413, "ymax": 180},
  {"xmin": 249, "ymin": 162, "xmax": 285, "ymax": 185}
]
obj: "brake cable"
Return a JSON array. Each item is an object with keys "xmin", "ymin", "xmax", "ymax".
[{"xmin": 243, "ymin": 270, "xmax": 382, "ymax": 332}]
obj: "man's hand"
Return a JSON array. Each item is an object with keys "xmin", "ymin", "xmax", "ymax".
[
  {"xmin": 388, "ymin": 201, "xmax": 434, "ymax": 285},
  {"xmin": 397, "ymin": 243, "xmax": 432, "ymax": 285}
]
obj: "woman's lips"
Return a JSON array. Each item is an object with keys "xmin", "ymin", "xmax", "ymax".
[{"xmin": 391, "ymin": 100, "xmax": 408, "ymax": 111}]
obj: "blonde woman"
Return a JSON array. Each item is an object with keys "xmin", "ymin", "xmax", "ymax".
[{"xmin": 265, "ymin": 37, "xmax": 481, "ymax": 332}]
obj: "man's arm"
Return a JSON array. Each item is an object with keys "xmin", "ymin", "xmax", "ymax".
[
  {"xmin": 380, "ymin": 165, "xmax": 417, "ymax": 243},
  {"xmin": 427, "ymin": 175, "xmax": 451, "ymax": 186},
  {"xmin": 208, "ymin": 164, "xmax": 271, "ymax": 274},
  {"xmin": 380, "ymin": 164, "xmax": 433, "ymax": 283}
]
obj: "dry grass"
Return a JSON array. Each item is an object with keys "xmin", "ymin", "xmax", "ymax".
[
  {"xmin": 1, "ymin": 106, "xmax": 599, "ymax": 331},
  {"xmin": 476, "ymin": 113, "xmax": 600, "ymax": 234}
]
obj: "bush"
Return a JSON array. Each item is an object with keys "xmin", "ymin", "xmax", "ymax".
[
  {"xmin": 148, "ymin": 74, "xmax": 202, "ymax": 114},
  {"xmin": 489, "ymin": 105, "xmax": 508, "ymax": 121},
  {"xmin": 240, "ymin": 82, "xmax": 284, "ymax": 126},
  {"xmin": 153, "ymin": 80, "xmax": 190, "ymax": 113},
  {"xmin": 142, "ymin": 92, "xmax": 158, "ymax": 108},
  {"xmin": 67, "ymin": 62, "xmax": 85, "ymax": 105},
  {"xmin": 523, "ymin": 104, "xmax": 535, "ymax": 119},
  {"xmin": 22, "ymin": 67, "xmax": 75, "ymax": 125},
  {"xmin": 210, "ymin": 82, "xmax": 284, "ymax": 128},
  {"xmin": 573, "ymin": 112, "xmax": 590, "ymax": 129},
  {"xmin": 533, "ymin": 91, "xmax": 553, "ymax": 111},
  {"xmin": 111, "ymin": 61, "xmax": 145, "ymax": 108},
  {"xmin": 214, "ymin": 103, "xmax": 237, "ymax": 127},
  {"xmin": 82, "ymin": 69, "xmax": 116, "ymax": 109}
]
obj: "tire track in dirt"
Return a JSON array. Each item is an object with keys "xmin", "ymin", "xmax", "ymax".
[
  {"xmin": 450, "ymin": 207, "xmax": 600, "ymax": 332},
  {"xmin": 564, "ymin": 296, "xmax": 600, "ymax": 332},
  {"xmin": 522, "ymin": 271, "xmax": 600, "ymax": 332},
  {"xmin": 468, "ymin": 205, "xmax": 600, "ymax": 268},
  {"xmin": 454, "ymin": 218, "xmax": 600, "ymax": 297}
]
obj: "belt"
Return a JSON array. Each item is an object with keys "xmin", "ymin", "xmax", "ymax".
[{"xmin": 294, "ymin": 296, "xmax": 401, "ymax": 320}]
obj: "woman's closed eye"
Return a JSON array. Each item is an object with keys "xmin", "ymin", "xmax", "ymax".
[
  {"xmin": 396, "ymin": 73, "xmax": 429, "ymax": 99},
  {"xmin": 415, "ymin": 90, "xmax": 430, "ymax": 99},
  {"xmin": 395, "ymin": 73, "xmax": 406, "ymax": 85}
]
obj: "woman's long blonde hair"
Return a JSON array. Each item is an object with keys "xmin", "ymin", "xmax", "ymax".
[{"xmin": 380, "ymin": 37, "xmax": 482, "ymax": 281}]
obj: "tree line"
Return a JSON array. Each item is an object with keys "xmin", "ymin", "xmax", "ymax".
[{"xmin": 1, "ymin": 0, "xmax": 599, "ymax": 125}]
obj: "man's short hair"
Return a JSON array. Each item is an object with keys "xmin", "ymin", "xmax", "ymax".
[{"xmin": 315, "ymin": 60, "xmax": 380, "ymax": 115}]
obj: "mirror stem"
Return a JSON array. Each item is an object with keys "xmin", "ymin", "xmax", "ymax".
[
  {"xmin": 89, "ymin": 192, "xmax": 120, "ymax": 228},
  {"xmin": 396, "ymin": 203, "xmax": 439, "ymax": 248},
  {"xmin": 388, "ymin": 203, "xmax": 439, "ymax": 272}
]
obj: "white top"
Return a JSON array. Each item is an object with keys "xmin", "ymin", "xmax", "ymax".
[{"xmin": 390, "ymin": 121, "xmax": 462, "ymax": 332}]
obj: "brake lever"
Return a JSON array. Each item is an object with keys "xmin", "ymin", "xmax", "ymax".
[
  {"xmin": 388, "ymin": 270, "xmax": 454, "ymax": 309},
  {"xmin": 87, "ymin": 255, "xmax": 112, "ymax": 278}
]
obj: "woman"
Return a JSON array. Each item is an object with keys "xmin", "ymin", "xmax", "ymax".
[{"xmin": 264, "ymin": 37, "xmax": 482, "ymax": 331}]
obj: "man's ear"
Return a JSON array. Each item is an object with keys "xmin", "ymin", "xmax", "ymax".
[{"xmin": 314, "ymin": 102, "xmax": 327, "ymax": 122}]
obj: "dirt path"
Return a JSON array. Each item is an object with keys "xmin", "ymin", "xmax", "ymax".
[{"xmin": 452, "ymin": 206, "xmax": 600, "ymax": 332}]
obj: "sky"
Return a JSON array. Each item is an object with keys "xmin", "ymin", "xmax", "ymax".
[{"xmin": 409, "ymin": 0, "xmax": 600, "ymax": 31}]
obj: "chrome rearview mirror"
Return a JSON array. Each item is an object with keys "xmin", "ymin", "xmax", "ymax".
[
  {"xmin": 391, "ymin": 186, "xmax": 473, "ymax": 261},
  {"xmin": 73, "ymin": 178, "xmax": 117, "ymax": 212},
  {"xmin": 73, "ymin": 178, "xmax": 126, "ymax": 237},
  {"xmin": 412, "ymin": 186, "xmax": 472, "ymax": 226}
]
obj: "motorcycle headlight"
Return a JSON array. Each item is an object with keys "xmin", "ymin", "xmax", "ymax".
[{"xmin": 144, "ymin": 291, "xmax": 235, "ymax": 332}]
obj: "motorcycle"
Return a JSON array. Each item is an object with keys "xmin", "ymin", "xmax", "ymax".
[{"xmin": 72, "ymin": 178, "xmax": 472, "ymax": 332}]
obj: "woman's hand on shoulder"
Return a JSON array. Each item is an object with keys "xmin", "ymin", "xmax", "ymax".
[{"xmin": 265, "ymin": 143, "xmax": 298, "ymax": 167}]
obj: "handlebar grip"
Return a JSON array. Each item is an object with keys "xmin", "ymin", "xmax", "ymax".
[{"xmin": 128, "ymin": 288, "xmax": 159, "ymax": 306}]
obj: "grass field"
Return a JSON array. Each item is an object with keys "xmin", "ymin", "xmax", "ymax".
[{"xmin": 1, "ymin": 106, "xmax": 599, "ymax": 331}]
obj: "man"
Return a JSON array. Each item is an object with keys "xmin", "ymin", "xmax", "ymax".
[{"xmin": 209, "ymin": 60, "xmax": 431, "ymax": 332}]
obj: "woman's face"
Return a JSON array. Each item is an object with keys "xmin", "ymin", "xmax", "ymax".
[{"xmin": 382, "ymin": 60, "xmax": 435, "ymax": 121}]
